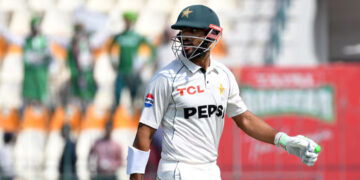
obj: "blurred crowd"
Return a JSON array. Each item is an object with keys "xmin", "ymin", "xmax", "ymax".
[{"xmin": 0, "ymin": 10, "xmax": 177, "ymax": 180}]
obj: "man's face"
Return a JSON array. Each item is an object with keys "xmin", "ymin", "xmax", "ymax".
[
  {"xmin": 180, "ymin": 28, "xmax": 207, "ymax": 58},
  {"xmin": 124, "ymin": 18, "xmax": 133, "ymax": 30}
]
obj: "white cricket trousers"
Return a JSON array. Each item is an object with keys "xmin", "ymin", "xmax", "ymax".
[{"xmin": 157, "ymin": 159, "xmax": 221, "ymax": 180}]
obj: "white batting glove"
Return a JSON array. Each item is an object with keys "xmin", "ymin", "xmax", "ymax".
[{"xmin": 274, "ymin": 132, "xmax": 321, "ymax": 166}]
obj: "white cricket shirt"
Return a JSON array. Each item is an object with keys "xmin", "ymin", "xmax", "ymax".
[{"xmin": 139, "ymin": 55, "xmax": 247, "ymax": 164}]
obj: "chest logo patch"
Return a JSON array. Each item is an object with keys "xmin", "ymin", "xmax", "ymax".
[
  {"xmin": 219, "ymin": 84, "xmax": 225, "ymax": 95},
  {"xmin": 177, "ymin": 85, "xmax": 204, "ymax": 96},
  {"xmin": 144, "ymin": 93, "xmax": 154, "ymax": 107}
]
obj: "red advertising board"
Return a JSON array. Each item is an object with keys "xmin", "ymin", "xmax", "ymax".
[{"xmin": 218, "ymin": 64, "xmax": 360, "ymax": 180}]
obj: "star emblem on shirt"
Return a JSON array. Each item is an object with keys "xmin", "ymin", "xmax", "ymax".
[
  {"xmin": 218, "ymin": 84, "xmax": 225, "ymax": 95},
  {"xmin": 182, "ymin": 8, "xmax": 193, "ymax": 18}
]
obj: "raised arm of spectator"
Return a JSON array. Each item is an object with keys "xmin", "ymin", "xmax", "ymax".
[{"xmin": 108, "ymin": 35, "xmax": 120, "ymax": 69}]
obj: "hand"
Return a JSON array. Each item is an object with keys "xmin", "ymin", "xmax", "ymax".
[{"xmin": 275, "ymin": 132, "xmax": 321, "ymax": 166}]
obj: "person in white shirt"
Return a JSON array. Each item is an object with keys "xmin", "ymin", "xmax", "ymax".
[{"xmin": 127, "ymin": 4, "xmax": 321, "ymax": 180}]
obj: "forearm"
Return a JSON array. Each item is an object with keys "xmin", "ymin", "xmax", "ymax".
[
  {"xmin": 133, "ymin": 124, "xmax": 153, "ymax": 150},
  {"xmin": 129, "ymin": 123, "xmax": 156, "ymax": 180},
  {"xmin": 233, "ymin": 110, "xmax": 278, "ymax": 144}
]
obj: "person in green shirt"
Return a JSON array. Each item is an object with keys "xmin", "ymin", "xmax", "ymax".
[
  {"xmin": 22, "ymin": 16, "xmax": 51, "ymax": 105},
  {"xmin": 109, "ymin": 11, "xmax": 155, "ymax": 109},
  {"xmin": 67, "ymin": 23, "xmax": 96, "ymax": 110}
]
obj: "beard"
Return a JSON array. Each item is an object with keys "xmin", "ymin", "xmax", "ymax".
[{"xmin": 181, "ymin": 42, "xmax": 209, "ymax": 60}]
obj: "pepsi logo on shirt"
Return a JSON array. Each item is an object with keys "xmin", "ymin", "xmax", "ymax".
[{"xmin": 145, "ymin": 93, "xmax": 154, "ymax": 107}]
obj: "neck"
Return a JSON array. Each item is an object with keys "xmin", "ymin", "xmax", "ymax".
[{"xmin": 191, "ymin": 52, "xmax": 211, "ymax": 71}]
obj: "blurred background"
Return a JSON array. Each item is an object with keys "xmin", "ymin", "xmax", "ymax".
[{"xmin": 0, "ymin": 0, "xmax": 359, "ymax": 180}]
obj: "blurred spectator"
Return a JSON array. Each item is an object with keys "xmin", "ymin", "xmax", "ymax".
[
  {"xmin": 0, "ymin": 132, "xmax": 16, "ymax": 180},
  {"xmin": 59, "ymin": 124, "xmax": 78, "ymax": 180},
  {"xmin": 22, "ymin": 16, "xmax": 51, "ymax": 105},
  {"xmin": 68, "ymin": 23, "xmax": 96, "ymax": 110},
  {"xmin": 44, "ymin": 105, "xmax": 81, "ymax": 180},
  {"xmin": 109, "ymin": 11, "xmax": 155, "ymax": 109},
  {"xmin": 89, "ymin": 121, "xmax": 122, "ymax": 180}
]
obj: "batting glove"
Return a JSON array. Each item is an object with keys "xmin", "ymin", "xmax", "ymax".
[{"xmin": 274, "ymin": 132, "xmax": 321, "ymax": 166}]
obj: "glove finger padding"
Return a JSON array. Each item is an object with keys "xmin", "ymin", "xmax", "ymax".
[
  {"xmin": 306, "ymin": 138, "xmax": 320, "ymax": 153},
  {"xmin": 302, "ymin": 157, "xmax": 317, "ymax": 166},
  {"xmin": 302, "ymin": 154, "xmax": 318, "ymax": 166},
  {"xmin": 286, "ymin": 136, "xmax": 309, "ymax": 157},
  {"xmin": 304, "ymin": 150, "xmax": 318, "ymax": 158},
  {"xmin": 301, "ymin": 145, "xmax": 319, "ymax": 166},
  {"xmin": 289, "ymin": 135, "xmax": 310, "ymax": 150}
]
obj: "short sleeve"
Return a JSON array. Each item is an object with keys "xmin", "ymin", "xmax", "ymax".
[
  {"xmin": 139, "ymin": 74, "xmax": 171, "ymax": 129},
  {"xmin": 226, "ymin": 72, "xmax": 248, "ymax": 117}
]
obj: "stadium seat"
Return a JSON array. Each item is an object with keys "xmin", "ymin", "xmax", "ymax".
[
  {"xmin": 111, "ymin": 105, "xmax": 138, "ymax": 180},
  {"xmin": 0, "ymin": 11, "xmax": 9, "ymax": 31},
  {"xmin": 234, "ymin": 21, "xmax": 271, "ymax": 42},
  {"xmin": 86, "ymin": 0, "xmax": 116, "ymax": 13},
  {"xmin": 257, "ymin": 0, "xmax": 277, "ymax": 17},
  {"xmin": 41, "ymin": 10, "xmax": 73, "ymax": 40},
  {"xmin": 0, "ymin": 45, "xmax": 23, "ymax": 109},
  {"xmin": 73, "ymin": 7, "xmax": 110, "ymax": 34},
  {"xmin": 20, "ymin": 105, "xmax": 49, "ymax": 132},
  {"xmin": 237, "ymin": 0, "xmax": 263, "ymax": 18},
  {"xmin": 207, "ymin": 0, "xmax": 238, "ymax": 13},
  {"xmin": 107, "ymin": 9, "xmax": 125, "ymax": 34},
  {"xmin": 145, "ymin": 0, "xmax": 175, "ymax": 13},
  {"xmin": 135, "ymin": 10, "xmax": 167, "ymax": 38},
  {"xmin": 8, "ymin": 9, "xmax": 31, "ymax": 38},
  {"xmin": 0, "ymin": 108, "xmax": 20, "ymax": 132},
  {"xmin": 49, "ymin": 105, "xmax": 82, "ymax": 135},
  {"xmin": 57, "ymin": 0, "xmax": 85, "ymax": 12},
  {"xmin": 0, "ymin": 108, "xmax": 19, "ymax": 148},
  {"xmin": 112, "ymin": 105, "xmax": 137, "ymax": 130},
  {"xmin": 28, "ymin": 0, "xmax": 56, "ymax": 12},
  {"xmin": 0, "ymin": 0, "xmax": 27, "ymax": 12},
  {"xmin": 44, "ymin": 129, "xmax": 65, "ymax": 180},
  {"xmin": 175, "ymin": 0, "xmax": 206, "ymax": 8},
  {"xmin": 277, "ymin": 0, "xmax": 318, "ymax": 66},
  {"xmin": 76, "ymin": 104, "xmax": 110, "ymax": 180},
  {"xmin": 14, "ymin": 105, "xmax": 49, "ymax": 180},
  {"xmin": 0, "ymin": 35, "xmax": 7, "ymax": 60},
  {"xmin": 115, "ymin": 0, "xmax": 145, "ymax": 12}
]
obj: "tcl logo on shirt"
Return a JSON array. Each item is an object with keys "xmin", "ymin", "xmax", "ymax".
[{"xmin": 177, "ymin": 85, "xmax": 204, "ymax": 96}]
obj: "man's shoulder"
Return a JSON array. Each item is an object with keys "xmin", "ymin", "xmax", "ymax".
[
  {"xmin": 154, "ymin": 59, "xmax": 184, "ymax": 78},
  {"xmin": 212, "ymin": 60, "xmax": 233, "ymax": 75}
]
